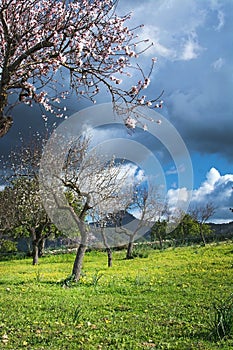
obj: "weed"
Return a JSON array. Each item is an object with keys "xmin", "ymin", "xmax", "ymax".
[
  {"xmin": 73, "ymin": 305, "xmax": 82, "ymax": 325},
  {"xmin": 60, "ymin": 274, "xmax": 75, "ymax": 288},
  {"xmin": 91, "ymin": 270, "xmax": 104, "ymax": 287},
  {"xmin": 35, "ymin": 268, "xmax": 42, "ymax": 283},
  {"xmin": 208, "ymin": 293, "xmax": 233, "ymax": 340}
]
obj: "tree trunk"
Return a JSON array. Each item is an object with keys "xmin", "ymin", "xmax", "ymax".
[
  {"xmin": 72, "ymin": 231, "xmax": 88, "ymax": 282},
  {"xmin": 38, "ymin": 238, "xmax": 45, "ymax": 258},
  {"xmin": 30, "ymin": 227, "xmax": 39, "ymax": 265},
  {"xmin": 32, "ymin": 239, "xmax": 39, "ymax": 265},
  {"xmin": 106, "ymin": 247, "xmax": 112, "ymax": 267},
  {"xmin": 126, "ymin": 240, "xmax": 134, "ymax": 259},
  {"xmin": 158, "ymin": 233, "xmax": 163, "ymax": 249},
  {"xmin": 25, "ymin": 238, "xmax": 32, "ymax": 256},
  {"xmin": 0, "ymin": 88, "xmax": 13, "ymax": 137},
  {"xmin": 199, "ymin": 224, "xmax": 206, "ymax": 246},
  {"xmin": 101, "ymin": 229, "xmax": 112, "ymax": 267}
]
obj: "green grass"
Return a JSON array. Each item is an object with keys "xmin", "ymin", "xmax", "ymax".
[{"xmin": 0, "ymin": 242, "xmax": 233, "ymax": 349}]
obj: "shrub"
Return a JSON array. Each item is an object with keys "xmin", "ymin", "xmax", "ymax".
[
  {"xmin": 0, "ymin": 239, "xmax": 18, "ymax": 253},
  {"xmin": 132, "ymin": 245, "xmax": 150, "ymax": 259}
]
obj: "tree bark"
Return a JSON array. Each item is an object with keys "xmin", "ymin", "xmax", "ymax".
[
  {"xmin": 72, "ymin": 231, "xmax": 88, "ymax": 282},
  {"xmin": 199, "ymin": 224, "xmax": 206, "ymax": 246},
  {"xmin": 38, "ymin": 238, "xmax": 45, "ymax": 258},
  {"xmin": 101, "ymin": 229, "xmax": 112, "ymax": 267},
  {"xmin": 106, "ymin": 247, "xmax": 112, "ymax": 267},
  {"xmin": 158, "ymin": 233, "xmax": 163, "ymax": 249},
  {"xmin": 126, "ymin": 240, "xmax": 134, "ymax": 259},
  {"xmin": 32, "ymin": 239, "xmax": 39, "ymax": 265}
]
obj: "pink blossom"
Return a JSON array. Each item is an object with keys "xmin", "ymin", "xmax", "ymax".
[
  {"xmin": 125, "ymin": 117, "xmax": 137, "ymax": 129},
  {"xmin": 0, "ymin": 0, "xmax": 161, "ymax": 137}
]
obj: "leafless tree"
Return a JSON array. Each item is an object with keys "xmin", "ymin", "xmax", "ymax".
[
  {"xmin": 57, "ymin": 138, "xmax": 136, "ymax": 281},
  {"xmin": 110, "ymin": 185, "xmax": 162, "ymax": 259},
  {"xmin": 190, "ymin": 202, "xmax": 216, "ymax": 245},
  {"xmin": 90, "ymin": 194, "xmax": 132, "ymax": 267}
]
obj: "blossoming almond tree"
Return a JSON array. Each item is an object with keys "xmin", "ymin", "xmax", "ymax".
[
  {"xmin": 53, "ymin": 137, "xmax": 136, "ymax": 281},
  {"xmin": 0, "ymin": 138, "xmax": 59, "ymax": 264},
  {"xmin": 0, "ymin": 0, "xmax": 162, "ymax": 137}
]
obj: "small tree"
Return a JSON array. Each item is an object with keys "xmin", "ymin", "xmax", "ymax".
[
  {"xmin": 171, "ymin": 213, "xmax": 199, "ymax": 245},
  {"xmin": 0, "ymin": 138, "xmax": 59, "ymax": 264},
  {"xmin": 0, "ymin": 177, "xmax": 56, "ymax": 264},
  {"xmin": 150, "ymin": 202, "xmax": 170, "ymax": 249},
  {"xmin": 0, "ymin": 0, "xmax": 161, "ymax": 137},
  {"xmin": 91, "ymin": 194, "xmax": 132, "ymax": 267},
  {"xmin": 190, "ymin": 203, "xmax": 216, "ymax": 245},
  {"xmin": 57, "ymin": 138, "xmax": 135, "ymax": 281},
  {"xmin": 110, "ymin": 186, "xmax": 162, "ymax": 259},
  {"xmin": 151, "ymin": 220, "xmax": 167, "ymax": 249}
]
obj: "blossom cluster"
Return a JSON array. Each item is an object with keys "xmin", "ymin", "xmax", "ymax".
[{"xmin": 0, "ymin": 0, "xmax": 162, "ymax": 128}]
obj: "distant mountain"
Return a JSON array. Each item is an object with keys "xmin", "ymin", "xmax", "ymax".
[{"xmin": 208, "ymin": 221, "xmax": 233, "ymax": 237}]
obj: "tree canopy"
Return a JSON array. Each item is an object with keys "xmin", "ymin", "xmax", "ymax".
[{"xmin": 0, "ymin": 0, "xmax": 161, "ymax": 137}]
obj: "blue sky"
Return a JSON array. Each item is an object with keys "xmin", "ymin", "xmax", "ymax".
[{"xmin": 0, "ymin": 0, "xmax": 232, "ymax": 223}]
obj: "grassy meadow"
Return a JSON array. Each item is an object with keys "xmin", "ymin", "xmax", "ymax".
[{"xmin": 0, "ymin": 242, "xmax": 233, "ymax": 349}]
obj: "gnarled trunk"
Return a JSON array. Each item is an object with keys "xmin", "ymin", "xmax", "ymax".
[
  {"xmin": 101, "ymin": 229, "xmax": 112, "ymax": 267},
  {"xmin": 30, "ymin": 227, "xmax": 42, "ymax": 265},
  {"xmin": 126, "ymin": 240, "xmax": 134, "ymax": 259},
  {"xmin": 38, "ymin": 238, "xmax": 45, "ymax": 258},
  {"xmin": 0, "ymin": 84, "xmax": 13, "ymax": 137},
  {"xmin": 72, "ymin": 230, "xmax": 88, "ymax": 282},
  {"xmin": 106, "ymin": 247, "xmax": 112, "ymax": 267},
  {"xmin": 32, "ymin": 240, "xmax": 39, "ymax": 265},
  {"xmin": 30, "ymin": 227, "xmax": 39, "ymax": 265}
]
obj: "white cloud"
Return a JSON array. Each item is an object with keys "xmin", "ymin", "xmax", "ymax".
[
  {"xmin": 192, "ymin": 167, "xmax": 221, "ymax": 202},
  {"xmin": 136, "ymin": 25, "xmax": 175, "ymax": 59},
  {"xmin": 216, "ymin": 10, "xmax": 225, "ymax": 31},
  {"xmin": 121, "ymin": 0, "xmax": 207, "ymax": 62},
  {"xmin": 212, "ymin": 57, "xmax": 225, "ymax": 71},
  {"xmin": 155, "ymin": 42, "xmax": 174, "ymax": 59},
  {"xmin": 166, "ymin": 164, "xmax": 186, "ymax": 175},
  {"xmin": 167, "ymin": 187, "xmax": 189, "ymax": 208},
  {"xmin": 167, "ymin": 168, "xmax": 233, "ymax": 223},
  {"xmin": 180, "ymin": 37, "xmax": 203, "ymax": 61},
  {"xmin": 0, "ymin": 185, "xmax": 5, "ymax": 191}
]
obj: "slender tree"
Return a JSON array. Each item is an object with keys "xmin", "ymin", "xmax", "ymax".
[
  {"xmin": 151, "ymin": 219, "xmax": 167, "ymax": 249},
  {"xmin": 0, "ymin": 137, "xmax": 59, "ymax": 264},
  {"xmin": 0, "ymin": 177, "xmax": 55, "ymax": 264},
  {"xmin": 110, "ymin": 186, "xmax": 162, "ymax": 259},
  {"xmin": 150, "ymin": 202, "xmax": 170, "ymax": 249},
  {"xmin": 190, "ymin": 202, "xmax": 216, "ymax": 245},
  {"xmin": 59, "ymin": 138, "xmax": 135, "ymax": 281},
  {"xmin": 91, "ymin": 195, "xmax": 132, "ymax": 267},
  {"xmin": 0, "ymin": 0, "xmax": 162, "ymax": 137}
]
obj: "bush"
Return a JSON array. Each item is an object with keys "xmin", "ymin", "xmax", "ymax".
[
  {"xmin": 0, "ymin": 239, "xmax": 18, "ymax": 253},
  {"xmin": 132, "ymin": 245, "xmax": 150, "ymax": 259}
]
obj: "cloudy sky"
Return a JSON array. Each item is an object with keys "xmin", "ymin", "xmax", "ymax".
[
  {"xmin": 116, "ymin": 0, "xmax": 233, "ymax": 223},
  {"xmin": 0, "ymin": 0, "xmax": 232, "ymax": 223}
]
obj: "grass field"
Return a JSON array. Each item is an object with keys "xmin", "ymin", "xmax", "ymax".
[{"xmin": 0, "ymin": 242, "xmax": 233, "ymax": 349}]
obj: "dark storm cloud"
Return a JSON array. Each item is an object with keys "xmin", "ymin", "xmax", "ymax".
[{"xmin": 117, "ymin": 0, "xmax": 233, "ymax": 162}]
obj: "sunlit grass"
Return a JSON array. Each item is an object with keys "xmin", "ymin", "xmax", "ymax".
[{"xmin": 0, "ymin": 242, "xmax": 233, "ymax": 349}]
